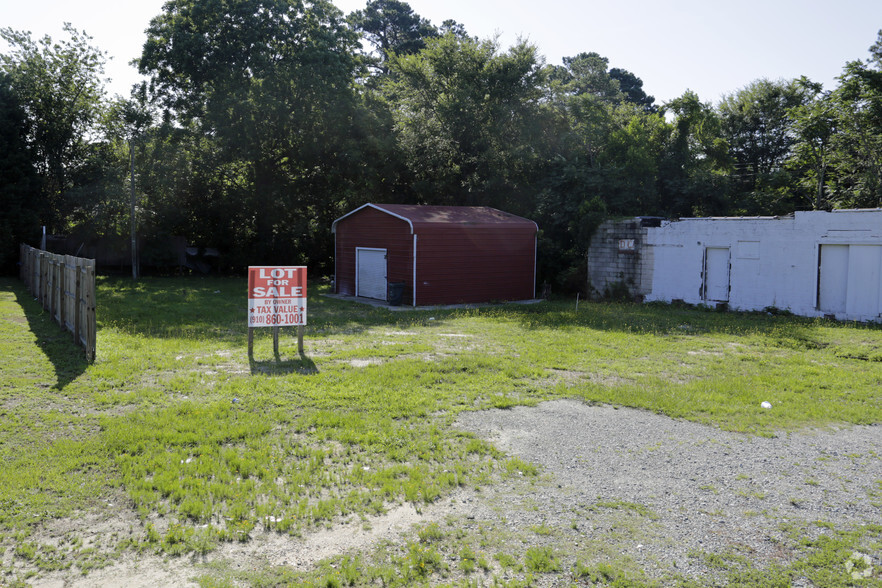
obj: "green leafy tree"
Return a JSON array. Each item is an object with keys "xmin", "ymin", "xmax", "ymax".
[
  {"xmin": 659, "ymin": 91, "xmax": 732, "ymax": 216},
  {"xmin": 349, "ymin": 0, "xmax": 438, "ymax": 71},
  {"xmin": 609, "ymin": 67, "xmax": 655, "ymax": 112},
  {"xmin": 718, "ymin": 78, "xmax": 809, "ymax": 214},
  {"xmin": 548, "ymin": 52, "xmax": 624, "ymax": 103},
  {"xmin": 0, "ymin": 72, "xmax": 40, "ymax": 271},
  {"xmin": 597, "ymin": 106, "xmax": 668, "ymax": 215},
  {"xmin": 0, "ymin": 23, "xmax": 108, "ymax": 233},
  {"xmin": 383, "ymin": 34, "xmax": 547, "ymax": 208},
  {"xmin": 139, "ymin": 0, "xmax": 363, "ymax": 267},
  {"xmin": 825, "ymin": 47, "xmax": 882, "ymax": 208},
  {"xmin": 787, "ymin": 78, "xmax": 836, "ymax": 210}
]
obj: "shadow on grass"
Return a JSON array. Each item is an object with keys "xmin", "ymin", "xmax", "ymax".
[
  {"xmin": 96, "ymin": 276, "xmax": 422, "ymax": 340},
  {"xmin": 249, "ymin": 352, "xmax": 318, "ymax": 376},
  {"xmin": 9, "ymin": 280, "xmax": 88, "ymax": 390},
  {"xmin": 95, "ymin": 276, "xmax": 878, "ymax": 356},
  {"xmin": 476, "ymin": 297, "xmax": 882, "ymax": 341}
]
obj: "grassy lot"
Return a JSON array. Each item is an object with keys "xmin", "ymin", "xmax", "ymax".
[{"xmin": 1, "ymin": 275, "xmax": 880, "ymax": 586}]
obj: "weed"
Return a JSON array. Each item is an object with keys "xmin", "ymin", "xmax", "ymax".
[
  {"xmin": 459, "ymin": 546, "xmax": 477, "ymax": 573},
  {"xmin": 524, "ymin": 546, "xmax": 560, "ymax": 573},
  {"xmin": 417, "ymin": 522, "xmax": 444, "ymax": 543},
  {"xmin": 494, "ymin": 552, "xmax": 521, "ymax": 571},
  {"xmin": 530, "ymin": 523, "xmax": 554, "ymax": 536},
  {"xmin": 503, "ymin": 457, "xmax": 539, "ymax": 478},
  {"xmin": 14, "ymin": 542, "xmax": 37, "ymax": 561},
  {"xmin": 406, "ymin": 541, "xmax": 444, "ymax": 577}
]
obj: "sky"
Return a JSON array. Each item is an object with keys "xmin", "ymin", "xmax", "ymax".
[{"xmin": 2, "ymin": 0, "xmax": 880, "ymax": 106}]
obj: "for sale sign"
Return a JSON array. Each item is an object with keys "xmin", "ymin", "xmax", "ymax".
[{"xmin": 248, "ymin": 266, "xmax": 307, "ymax": 327}]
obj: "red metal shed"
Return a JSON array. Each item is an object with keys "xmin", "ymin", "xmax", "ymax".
[{"xmin": 332, "ymin": 204, "xmax": 538, "ymax": 306}]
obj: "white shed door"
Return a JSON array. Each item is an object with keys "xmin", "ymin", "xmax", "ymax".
[
  {"xmin": 356, "ymin": 248, "xmax": 387, "ymax": 300},
  {"xmin": 704, "ymin": 247, "xmax": 730, "ymax": 302},
  {"xmin": 819, "ymin": 244, "xmax": 849, "ymax": 314}
]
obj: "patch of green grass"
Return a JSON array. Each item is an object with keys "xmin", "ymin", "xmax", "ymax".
[
  {"xmin": 524, "ymin": 545, "xmax": 560, "ymax": 573},
  {"xmin": 494, "ymin": 551, "xmax": 521, "ymax": 571},
  {"xmin": 693, "ymin": 521, "xmax": 882, "ymax": 587},
  {"xmin": 573, "ymin": 561, "xmax": 650, "ymax": 586},
  {"xmin": 530, "ymin": 522, "xmax": 554, "ymax": 536},
  {"xmin": 417, "ymin": 521, "xmax": 444, "ymax": 543},
  {"xmin": 2, "ymin": 276, "xmax": 882, "ymax": 583},
  {"xmin": 503, "ymin": 457, "xmax": 539, "ymax": 478}
]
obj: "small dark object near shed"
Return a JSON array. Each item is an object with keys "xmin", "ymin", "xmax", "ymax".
[{"xmin": 332, "ymin": 204, "xmax": 538, "ymax": 306}]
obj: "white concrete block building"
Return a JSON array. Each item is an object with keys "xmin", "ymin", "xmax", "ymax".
[{"xmin": 642, "ymin": 209, "xmax": 882, "ymax": 322}]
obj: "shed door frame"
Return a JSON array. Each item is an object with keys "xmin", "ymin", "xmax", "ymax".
[
  {"xmin": 703, "ymin": 247, "xmax": 730, "ymax": 302},
  {"xmin": 355, "ymin": 247, "xmax": 387, "ymax": 300}
]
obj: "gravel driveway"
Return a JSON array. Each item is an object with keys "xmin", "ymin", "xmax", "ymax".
[{"xmin": 454, "ymin": 399, "xmax": 882, "ymax": 584}]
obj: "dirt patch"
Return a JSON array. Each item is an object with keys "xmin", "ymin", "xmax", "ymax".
[
  {"xmin": 31, "ymin": 493, "xmax": 480, "ymax": 587},
  {"xmin": 347, "ymin": 358, "xmax": 383, "ymax": 368}
]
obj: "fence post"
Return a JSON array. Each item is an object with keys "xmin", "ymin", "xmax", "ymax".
[
  {"xmin": 35, "ymin": 251, "xmax": 42, "ymax": 301},
  {"xmin": 83, "ymin": 259, "xmax": 96, "ymax": 362},
  {"xmin": 49, "ymin": 255, "xmax": 55, "ymax": 322},
  {"xmin": 74, "ymin": 258, "xmax": 82, "ymax": 347}
]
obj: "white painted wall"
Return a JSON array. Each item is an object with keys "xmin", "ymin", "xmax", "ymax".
[{"xmin": 644, "ymin": 209, "xmax": 882, "ymax": 322}]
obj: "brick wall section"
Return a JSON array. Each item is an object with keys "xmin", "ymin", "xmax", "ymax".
[{"xmin": 586, "ymin": 219, "xmax": 654, "ymax": 300}]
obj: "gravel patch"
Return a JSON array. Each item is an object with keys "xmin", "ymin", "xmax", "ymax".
[
  {"xmin": 24, "ymin": 399, "xmax": 882, "ymax": 587},
  {"xmin": 455, "ymin": 399, "xmax": 882, "ymax": 583}
]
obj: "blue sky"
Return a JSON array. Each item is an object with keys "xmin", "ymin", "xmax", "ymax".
[{"xmin": 3, "ymin": 0, "xmax": 880, "ymax": 105}]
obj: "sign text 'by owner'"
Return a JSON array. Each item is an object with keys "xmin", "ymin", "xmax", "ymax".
[{"xmin": 247, "ymin": 266, "xmax": 307, "ymax": 327}]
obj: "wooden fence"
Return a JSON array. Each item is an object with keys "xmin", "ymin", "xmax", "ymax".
[{"xmin": 19, "ymin": 244, "xmax": 97, "ymax": 362}]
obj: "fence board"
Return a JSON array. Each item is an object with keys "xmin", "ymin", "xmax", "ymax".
[{"xmin": 19, "ymin": 244, "xmax": 97, "ymax": 362}]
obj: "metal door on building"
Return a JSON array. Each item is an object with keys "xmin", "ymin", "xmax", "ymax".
[
  {"xmin": 356, "ymin": 248, "xmax": 387, "ymax": 300},
  {"xmin": 703, "ymin": 247, "xmax": 730, "ymax": 302},
  {"xmin": 818, "ymin": 244, "xmax": 849, "ymax": 314},
  {"xmin": 819, "ymin": 244, "xmax": 882, "ymax": 318}
]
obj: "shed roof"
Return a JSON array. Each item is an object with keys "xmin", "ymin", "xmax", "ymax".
[{"xmin": 332, "ymin": 203, "xmax": 537, "ymax": 234}]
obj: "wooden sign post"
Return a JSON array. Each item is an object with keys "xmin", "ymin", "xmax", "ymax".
[{"xmin": 247, "ymin": 266, "xmax": 307, "ymax": 359}]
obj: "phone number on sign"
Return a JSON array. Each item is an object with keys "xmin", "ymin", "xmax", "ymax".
[{"xmin": 250, "ymin": 313, "xmax": 304, "ymax": 326}]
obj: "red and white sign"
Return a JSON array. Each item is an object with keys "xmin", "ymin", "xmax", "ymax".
[{"xmin": 247, "ymin": 266, "xmax": 307, "ymax": 327}]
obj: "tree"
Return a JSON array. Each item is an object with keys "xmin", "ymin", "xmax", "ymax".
[
  {"xmin": 659, "ymin": 91, "xmax": 732, "ymax": 216},
  {"xmin": 382, "ymin": 34, "xmax": 547, "ymax": 208},
  {"xmin": 787, "ymin": 78, "xmax": 835, "ymax": 210},
  {"xmin": 548, "ymin": 52, "xmax": 624, "ymax": 103},
  {"xmin": 139, "ymin": 0, "xmax": 363, "ymax": 266},
  {"xmin": 0, "ymin": 24, "xmax": 108, "ymax": 233},
  {"xmin": 718, "ymin": 78, "xmax": 808, "ymax": 213},
  {"xmin": 609, "ymin": 67, "xmax": 655, "ymax": 112},
  {"xmin": 0, "ymin": 72, "xmax": 40, "ymax": 271},
  {"xmin": 825, "ymin": 52, "xmax": 882, "ymax": 208},
  {"xmin": 349, "ymin": 0, "xmax": 438, "ymax": 71},
  {"xmin": 596, "ymin": 106, "xmax": 668, "ymax": 215}
]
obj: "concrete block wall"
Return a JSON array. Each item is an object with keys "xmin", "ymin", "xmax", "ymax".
[{"xmin": 587, "ymin": 219, "xmax": 654, "ymax": 300}]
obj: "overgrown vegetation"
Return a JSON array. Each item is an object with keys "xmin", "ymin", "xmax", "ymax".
[
  {"xmin": 3, "ymin": 6, "xmax": 882, "ymax": 286},
  {"xmin": 1, "ymin": 276, "xmax": 881, "ymax": 585}
]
